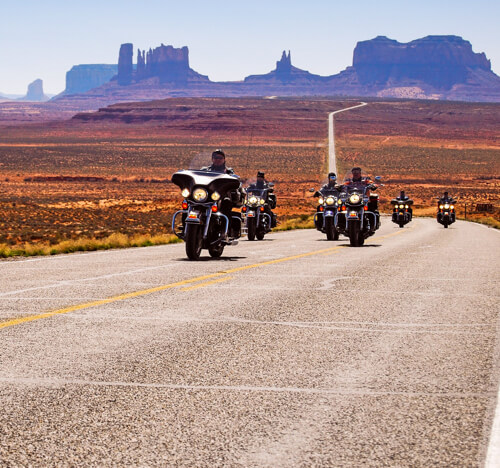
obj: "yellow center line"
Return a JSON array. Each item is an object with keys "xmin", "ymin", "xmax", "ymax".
[
  {"xmin": 0, "ymin": 227, "xmax": 411, "ymax": 331},
  {"xmin": 181, "ymin": 276, "xmax": 233, "ymax": 292}
]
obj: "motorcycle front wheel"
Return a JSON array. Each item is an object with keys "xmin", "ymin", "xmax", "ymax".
[
  {"xmin": 325, "ymin": 217, "xmax": 337, "ymax": 241},
  {"xmin": 247, "ymin": 217, "xmax": 256, "ymax": 241},
  {"xmin": 348, "ymin": 221, "xmax": 364, "ymax": 247},
  {"xmin": 185, "ymin": 224, "xmax": 203, "ymax": 260}
]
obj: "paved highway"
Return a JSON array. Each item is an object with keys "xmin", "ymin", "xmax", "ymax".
[
  {"xmin": 328, "ymin": 102, "xmax": 367, "ymax": 174},
  {"xmin": 0, "ymin": 218, "xmax": 499, "ymax": 466}
]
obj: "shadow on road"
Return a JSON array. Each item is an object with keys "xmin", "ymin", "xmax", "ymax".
[{"xmin": 175, "ymin": 256, "xmax": 247, "ymax": 262}]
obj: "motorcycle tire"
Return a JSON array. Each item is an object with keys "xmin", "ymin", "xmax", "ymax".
[
  {"xmin": 247, "ymin": 218, "xmax": 256, "ymax": 241},
  {"xmin": 348, "ymin": 221, "xmax": 361, "ymax": 247},
  {"xmin": 208, "ymin": 242, "xmax": 224, "ymax": 258},
  {"xmin": 333, "ymin": 230, "xmax": 339, "ymax": 241},
  {"xmin": 444, "ymin": 223, "xmax": 448, "ymax": 228},
  {"xmin": 325, "ymin": 217, "xmax": 335, "ymax": 241},
  {"xmin": 399, "ymin": 221, "xmax": 405, "ymax": 228},
  {"xmin": 256, "ymin": 230, "xmax": 265, "ymax": 241},
  {"xmin": 185, "ymin": 224, "xmax": 203, "ymax": 260}
]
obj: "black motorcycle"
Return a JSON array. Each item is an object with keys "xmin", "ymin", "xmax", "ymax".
[
  {"xmin": 242, "ymin": 185, "xmax": 275, "ymax": 241},
  {"xmin": 171, "ymin": 169, "xmax": 242, "ymax": 260},
  {"xmin": 335, "ymin": 176, "xmax": 382, "ymax": 247},
  {"xmin": 312, "ymin": 187, "xmax": 341, "ymax": 240},
  {"xmin": 436, "ymin": 195, "xmax": 456, "ymax": 228},
  {"xmin": 391, "ymin": 191, "xmax": 413, "ymax": 228}
]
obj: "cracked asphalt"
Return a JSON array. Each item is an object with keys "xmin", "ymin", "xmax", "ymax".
[{"xmin": 0, "ymin": 218, "xmax": 499, "ymax": 467}]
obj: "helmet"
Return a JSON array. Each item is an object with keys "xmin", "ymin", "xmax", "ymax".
[
  {"xmin": 212, "ymin": 149, "xmax": 225, "ymax": 158},
  {"xmin": 257, "ymin": 171, "xmax": 265, "ymax": 178}
]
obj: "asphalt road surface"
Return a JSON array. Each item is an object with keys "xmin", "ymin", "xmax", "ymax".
[{"xmin": 0, "ymin": 218, "xmax": 499, "ymax": 467}]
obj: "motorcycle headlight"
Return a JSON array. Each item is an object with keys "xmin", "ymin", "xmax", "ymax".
[
  {"xmin": 444, "ymin": 203, "xmax": 450, "ymax": 209},
  {"xmin": 181, "ymin": 188, "xmax": 190, "ymax": 198},
  {"xmin": 193, "ymin": 188, "xmax": 208, "ymax": 202},
  {"xmin": 405, "ymin": 205, "xmax": 409, "ymax": 209},
  {"xmin": 349, "ymin": 194, "xmax": 360, "ymax": 204},
  {"xmin": 211, "ymin": 191, "xmax": 221, "ymax": 201},
  {"xmin": 326, "ymin": 197, "xmax": 335, "ymax": 205},
  {"xmin": 450, "ymin": 205, "xmax": 454, "ymax": 209},
  {"xmin": 439, "ymin": 204, "xmax": 444, "ymax": 209},
  {"xmin": 260, "ymin": 198, "xmax": 265, "ymax": 205},
  {"xmin": 318, "ymin": 197, "xmax": 324, "ymax": 205},
  {"xmin": 249, "ymin": 196, "xmax": 258, "ymax": 205},
  {"xmin": 399, "ymin": 204, "xmax": 404, "ymax": 209},
  {"xmin": 337, "ymin": 199, "xmax": 342, "ymax": 205}
]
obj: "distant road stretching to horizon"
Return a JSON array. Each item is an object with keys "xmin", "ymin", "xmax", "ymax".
[{"xmin": 328, "ymin": 102, "xmax": 367, "ymax": 175}]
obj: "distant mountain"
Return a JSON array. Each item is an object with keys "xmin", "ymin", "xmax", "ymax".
[
  {"xmin": 53, "ymin": 36, "xmax": 500, "ymax": 105},
  {"xmin": 0, "ymin": 92, "xmax": 23, "ymax": 100},
  {"xmin": 63, "ymin": 64, "xmax": 118, "ymax": 95},
  {"xmin": 326, "ymin": 35, "xmax": 500, "ymax": 101}
]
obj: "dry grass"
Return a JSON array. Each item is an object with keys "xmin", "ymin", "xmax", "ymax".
[{"xmin": 0, "ymin": 232, "xmax": 181, "ymax": 258}]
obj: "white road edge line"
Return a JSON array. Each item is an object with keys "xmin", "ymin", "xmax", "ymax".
[
  {"xmin": 485, "ymin": 377, "xmax": 500, "ymax": 467},
  {"xmin": 328, "ymin": 102, "xmax": 368, "ymax": 174}
]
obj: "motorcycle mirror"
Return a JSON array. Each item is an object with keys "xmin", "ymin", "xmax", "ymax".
[
  {"xmin": 268, "ymin": 182, "xmax": 275, "ymax": 188},
  {"xmin": 375, "ymin": 176, "xmax": 382, "ymax": 181},
  {"xmin": 308, "ymin": 188, "xmax": 315, "ymax": 192}
]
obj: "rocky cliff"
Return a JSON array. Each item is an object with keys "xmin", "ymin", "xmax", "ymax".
[
  {"xmin": 117, "ymin": 43, "xmax": 209, "ymax": 85},
  {"xmin": 54, "ymin": 36, "xmax": 500, "ymax": 105},
  {"xmin": 244, "ymin": 50, "xmax": 326, "ymax": 84},
  {"xmin": 64, "ymin": 64, "xmax": 118, "ymax": 95},
  {"xmin": 19, "ymin": 79, "xmax": 48, "ymax": 102},
  {"xmin": 351, "ymin": 35, "xmax": 492, "ymax": 89}
]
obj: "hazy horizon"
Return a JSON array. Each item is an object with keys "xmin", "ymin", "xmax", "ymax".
[{"xmin": 1, "ymin": 0, "xmax": 499, "ymax": 95}]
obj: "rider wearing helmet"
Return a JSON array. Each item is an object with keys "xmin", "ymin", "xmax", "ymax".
[{"xmin": 247, "ymin": 171, "xmax": 277, "ymax": 228}]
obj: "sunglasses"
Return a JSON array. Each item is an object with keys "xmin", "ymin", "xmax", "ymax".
[{"xmin": 212, "ymin": 156, "xmax": 225, "ymax": 160}]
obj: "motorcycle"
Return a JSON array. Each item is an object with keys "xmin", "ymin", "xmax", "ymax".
[
  {"xmin": 436, "ymin": 194, "xmax": 456, "ymax": 228},
  {"xmin": 311, "ymin": 180, "xmax": 341, "ymax": 241},
  {"xmin": 242, "ymin": 183, "xmax": 276, "ymax": 241},
  {"xmin": 391, "ymin": 191, "xmax": 413, "ymax": 228},
  {"xmin": 171, "ymin": 168, "xmax": 242, "ymax": 260},
  {"xmin": 335, "ymin": 173, "xmax": 382, "ymax": 247}
]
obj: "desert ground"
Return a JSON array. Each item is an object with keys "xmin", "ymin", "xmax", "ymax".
[{"xmin": 0, "ymin": 97, "xmax": 498, "ymax": 251}]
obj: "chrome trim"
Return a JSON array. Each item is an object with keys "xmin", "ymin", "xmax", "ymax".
[{"xmin": 171, "ymin": 210, "xmax": 188, "ymax": 238}]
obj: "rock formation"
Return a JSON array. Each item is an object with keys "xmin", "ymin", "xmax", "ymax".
[
  {"xmin": 118, "ymin": 43, "xmax": 133, "ymax": 85},
  {"xmin": 20, "ymin": 79, "xmax": 48, "ymax": 101},
  {"xmin": 64, "ymin": 65, "xmax": 118, "ymax": 94},
  {"xmin": 115, "ymin": 43, "xmax": 209, "ymax": 85},
  {"xmin": 352, "ymin": 35, "xmax": 491, "ymax": 89},
  {"xmin": 244, "ymin": 50, "xmax": 325, "ymax": 84}
]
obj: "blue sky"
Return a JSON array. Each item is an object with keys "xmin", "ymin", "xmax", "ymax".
[{"xmin": 1, "ymin": 0, "xmax": 499, "ymax": 94}]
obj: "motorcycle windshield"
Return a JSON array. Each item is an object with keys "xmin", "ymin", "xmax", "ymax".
[
  {"xmin": 172, "ymin": 150, "xmax": 241, "ymax": 194},
  {"xmin": 246, "ymin": 188, "xmax": 268, "ymax": 198},
  {"xmin": 172, "ymin": 170, "xmax": 240, "ymax": 195}
]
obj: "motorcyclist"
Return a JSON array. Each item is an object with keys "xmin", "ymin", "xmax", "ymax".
[
  {"xmin": 201, "ymin": 149, "xmax": 242, "ymax": 237},
  {"xmin": 321, "ymin": 172, "xmax": 342, "ymax": 192},
  {"xmin": 314, "ymin": 172, "xmax": 341, "ymax": 229},
  {"xmin": 393, "ymin": 190, "xmax": 413, "ymax": 220},
  {"xmin": 247, "ymin": 171, "xmax": 277, "ymax": 228},
  {"xmin": 343, "ymin": 167, "xmax": 379, "ymax": 213},
  {"xmin": 201, "ymin": 149, "xmax": 235, "ymax": 175},
  {"xmin": 439, "ymin": 191, "xmax": 453, "ymax": 203}
]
